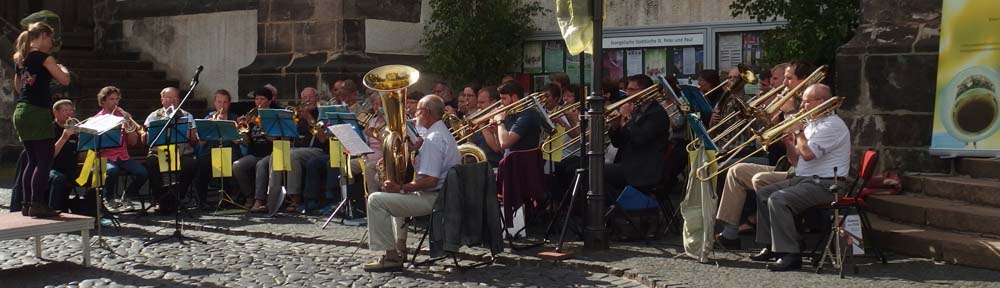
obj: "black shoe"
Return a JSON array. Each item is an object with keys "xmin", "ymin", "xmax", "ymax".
[
  {"xmin": 21, "ymin": 201, "xmax": 29, "ymax": 216},
  {"xmin": 767, "ymin": 254, "xmax": 802, "ymax": 271},
  {"xmin": 27, "ymin": 202, "xmax": 61, "ymax": 218},
  {"xmin": 715, "ymin": 234, "xmax": 741, "ymax": 250},
  {"xmin": 749, "ymin": 248, "xmax": 784, "ymax": 262}
]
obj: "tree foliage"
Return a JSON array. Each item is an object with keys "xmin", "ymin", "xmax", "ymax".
[
  {"xmin": 730, "ymin": 0, "xmax": 860, "ymax": 67},
  {"xmin": 423, "ymin": 0, "xmax": 547, "ymax": 86}
]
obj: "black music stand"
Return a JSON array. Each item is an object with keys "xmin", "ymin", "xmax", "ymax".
[
  {"xmin": 321, "ymin": 121, "xmax": 373, "ymax": 229},
  {"xmin": 259, "ymin": 108, "xmax": 298, "ymax": 217},
  {"xmin": 77, "ymin": 121, "xmax": 125, "ymax": 255},
  {"xmin": 194, "ymin": 119, "xmax": 243, "ymax": 213},
  {"xmin": 144, "ymin": 115, "xmax": 205, "ymax": 246}
]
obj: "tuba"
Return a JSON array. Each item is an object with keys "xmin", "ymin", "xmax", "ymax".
[{"xmin": 363, "ymin": 65, "xmax": 419, "ymax": 184}]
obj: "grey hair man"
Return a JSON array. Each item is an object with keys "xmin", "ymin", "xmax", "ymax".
[{"xmin": 362, "ymin": 94, "xmax": 460, "ymax": 272}]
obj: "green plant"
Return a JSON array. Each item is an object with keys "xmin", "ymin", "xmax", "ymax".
[
  {"xmin": 730, "ymin": 0, "xmax": 860, "ymax": 67},
  {"xmin": 423, "ymin": 0, "xmax": 547, "ymax": 86}
]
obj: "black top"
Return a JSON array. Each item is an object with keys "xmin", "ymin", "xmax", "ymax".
[
  {"xmin": 608, "ymin": 101, "xmax": 670, "ymax": 187},
  {"xmin": 470, "ymin": 132, "xmax": 503, "ymax": 167},
  {"xmin": 52, "ymin": 123, "xmax": 78, "ymax": 175},
  {"xmin": 198, "ymin": 111, "xmax": 242, "ymax": 157},
  {"xmin": 293, "ymin": 108, "xmax": 323, "ymax": 149},
  {"xmin": 17, "ymin": 51, "xmax": 53, "ymax": 108},
  {"xmin": 503, "ymin": 108, "xmax": 542, "ymax": 152}
]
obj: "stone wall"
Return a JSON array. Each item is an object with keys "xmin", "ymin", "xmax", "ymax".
[
  {"xmin": 121, "ymin": 10, "xmax": 258, "ymax": 103},
  {"xmin": 0, "ymin": 57, "xmax": 17, "ymax": 161},
  {"xmin": 836, "ymin": 0, "xmax": 949, "ymax": 173},
  {"xmin": 238, "ymin": 0, "xmax": 430, "ymax": 103}
]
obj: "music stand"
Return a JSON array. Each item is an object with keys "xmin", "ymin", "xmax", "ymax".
[
  {"xmin": 144, "ymin": 115, "xmax": 205, "ymax": 246},
  {"xmin": 322, "ymin": 123, "xmax": 374, "ymax": 229},
  {"xmin": 76, "ymin": 115, "xmax": 125, "ymax": 255},
  {"xmin": 194, "ymin": 119, "xmax": 243, "ymax": 212},
  {"xmin": 258, "ymin": 108, "xmax": 298, "ymax": 217}
]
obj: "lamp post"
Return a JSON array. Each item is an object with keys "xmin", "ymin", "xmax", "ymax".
[{"xmin": 583, "ymin": 0, "xmax": 607, "ymax": 250}]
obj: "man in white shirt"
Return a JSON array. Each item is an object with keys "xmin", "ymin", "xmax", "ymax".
[
  {"xmin": 362, "ymin": 94, "xmax": 461, "ymax": 272},
  {"xmin": 750, "ymin": 83, "xmax": 850, "ymax": 271},
  {"xmin": 143, "ymin": 87, "xmax": 200, "ymax": 214}
]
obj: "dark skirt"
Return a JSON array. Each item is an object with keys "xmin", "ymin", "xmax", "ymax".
[{"xmin": 13, "ymin": 102, "xmax": 54, "ymax": 142}]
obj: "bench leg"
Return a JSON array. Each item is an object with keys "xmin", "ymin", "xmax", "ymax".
[
  {"xmin": 81, "ymin": 229, "xmax": 91, "ymax": 267},
  {"xmin": 34, "ymin": 236, "xmax": 42, "ymax": 258}
]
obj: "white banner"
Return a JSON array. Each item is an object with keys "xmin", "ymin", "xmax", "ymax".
[{"xmin": 604, "ymin": 34, "xmax": 704, "ymax": 49}]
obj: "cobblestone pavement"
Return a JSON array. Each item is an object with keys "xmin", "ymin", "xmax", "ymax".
[
  {"xmin": 3, "ymin": 188, "xmax": 1000, "ymax": 287},
  {"xmin": 0, "ymin": 222, "xmax": 636, "ymax": 288}
]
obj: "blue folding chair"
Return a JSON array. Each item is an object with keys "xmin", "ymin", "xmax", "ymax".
[{"xmin": 606, "ymin": 185, "xmax": 669, "ymax": 243}]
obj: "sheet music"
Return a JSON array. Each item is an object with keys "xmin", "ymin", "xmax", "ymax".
[
  {"xmin": 77, "ymin": 114, "xmax": 125, "ymax": 134},
  {"xmin": 328, "ymin": 124, "xmax": 374, "ymax": 156}
]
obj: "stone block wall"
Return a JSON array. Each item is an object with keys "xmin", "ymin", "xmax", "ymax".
[
  {"xmin": 238, "ymin": 0, "xmax": 427, "ymax": 103},
  {"xmin": 836, "ymin": 0, "xmax": 949, "ymax": 173},
  {"xmin": 0, "ymin": 57, "xmax": 17, "ymax": 161}
]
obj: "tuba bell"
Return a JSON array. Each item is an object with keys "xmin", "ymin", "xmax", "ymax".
[{"xmin": 363, "ymin": 65, "xmax": 420, "ymax": 184}]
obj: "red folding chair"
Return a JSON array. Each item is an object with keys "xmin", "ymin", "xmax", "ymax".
[{"xmin": 814, "ymin": 149, "xmax": 887, "ymax": 277}]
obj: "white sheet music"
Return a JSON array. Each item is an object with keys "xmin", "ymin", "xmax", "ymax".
[
  {"xmin": 328, "ymin": 124, "xmax": 374, "ymax": 156},
  {"xmin": 75, "ymin": 114, "xmax": 125, "ymax": 134}
]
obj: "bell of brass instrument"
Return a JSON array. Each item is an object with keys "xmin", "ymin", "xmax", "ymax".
[
  {"xmin": 458, "ymin": 143, "xmax": 488, "ymax": 164},
  {"xmin": 115, "ymin": 106, "xmax": 146, "ymax": 136},
  {"xmin": 237, "ymin": 108, "xmax": 259, "ymax": 134},
  {"xmin": 364, "ymin": 64, "xmax": 419, "ymax": 184}
]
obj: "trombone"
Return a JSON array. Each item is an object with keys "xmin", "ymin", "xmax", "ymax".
[
  {"xmin": 454, "ymin": 92, "xmax": 545, "ymax": 143},
  {"xmin": 236, "ymin": 108, "xmax": 259, "ymax": 135},
  {"xmin": 692, "ymin": 65, "xmax": 828, "ymax": 155},
  {"xmin": 541, "ymin": 81, "xmax": 664, "ymax": 154},
  {"xmin": 692, "ymin": 96, "xmax": 844, "ymax": 181}
]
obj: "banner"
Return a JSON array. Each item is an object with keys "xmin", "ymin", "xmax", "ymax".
[{"xmin": 931, "ymin": 0, "xmax": 1000, "ymax": 157}]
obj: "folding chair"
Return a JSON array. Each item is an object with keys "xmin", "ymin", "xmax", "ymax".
[
  {"xmin": 606, "ymin": 185, "xmax": 670, "ymax": 244},
  {"xmin": 813, "ymin": 149, "xmax": 887, "ymax": 277}
]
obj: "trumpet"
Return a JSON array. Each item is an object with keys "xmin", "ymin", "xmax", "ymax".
[
  {"xmin": 115, "ymin": 106, "xmax": 146, "ymax": 136},
  {"xmin": 237, "ymin": 108, "xmax": 259, "ymax": 134}
]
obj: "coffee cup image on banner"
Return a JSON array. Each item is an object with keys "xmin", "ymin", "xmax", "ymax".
[{"xmin": 938, "ymin": 65, "xmax": 1000, "ymax": 146}]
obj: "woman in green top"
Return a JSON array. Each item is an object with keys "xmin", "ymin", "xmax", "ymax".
[{"xmin": 12, "ymin": 22, "xmax": 71, "ymax": 217}]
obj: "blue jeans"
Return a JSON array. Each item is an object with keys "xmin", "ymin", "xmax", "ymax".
[{"xmin": 105, "ymin": 159, "xmax": 148, "ymax": 201}]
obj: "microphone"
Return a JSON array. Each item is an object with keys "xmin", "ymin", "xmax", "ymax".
[{"xmin": 190, "ymin": 65, "xmax": 204, "ymax": 86}]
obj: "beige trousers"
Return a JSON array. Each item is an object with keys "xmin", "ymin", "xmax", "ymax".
[
  {"xmin": 716, "ymin": 163, "xmax": 788, "ymax": 225},
  {"xmin": 366, "ymin": 191, "xmax": 438, "ymax": 251}
]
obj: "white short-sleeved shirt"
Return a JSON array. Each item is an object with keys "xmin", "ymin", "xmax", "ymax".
[
  {"xmin": 795, "ymin": 114, "xmax": 851, "ymax": 178},
  {"xmin": 413, "ymin": 120, "xmax": 461, "ymax": 191},
  {"xmin": 144, "ymin": 106, "xmax": 196, "ymax": 155}
]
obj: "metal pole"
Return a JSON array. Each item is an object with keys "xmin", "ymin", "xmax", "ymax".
[{"xmin": 583, "ymin": 0, "xmax": 607, "ymax": 250}]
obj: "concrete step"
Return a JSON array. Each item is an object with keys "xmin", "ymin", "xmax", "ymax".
[
  {"xmin": 61, "ymin": 32, "xmax": 94, "ymax": 49},
  {"xmin": 957, "ymin": 158, "xmax": 1000, "ymax": 179},
  {"xmin": 902, "ymin": 175, "xmax": 1000, "ymax": 208},
  {"xmin": 61, "ymin": 59, "xmax": 153, "ymax": 70},
  {"xmin": 73, "ymin": 69, "xmax": 166, "ymax": 80},
  {"xmin": 867, "ymin": 194, "xmax": 1000, "ymax": 237},
  {"xmin": 870, "ymin": 216, "xmax": 1000, "ymax": 271},
  {"xmin": 78, "ymin": 78, "xmax": 180, "ymax": 90},
  {"xmin": 57, "ymin": 50, "xmax": 141, "ymax": 61}
]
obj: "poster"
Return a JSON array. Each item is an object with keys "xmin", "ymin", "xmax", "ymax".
[
  {"xmin": 643, "ymin": 48, "xmax": 667, "ymax": 78},
  {"xmin": 603, "ymin": 49, "xmax": 624, "ymax": 82},
  {"xmin": 717, "ymin": 33, "xmax": 742, "ymax": 71},
  {"xmin": 583, "ymin": 53, "xmax": 592, "ymax": 84},
  {"xmin": 544, "ymin": 41, "xmax": 565, "ymax": 73},
  {"xmin": 567, "ymin": 53, "xmax": 581, "ymax": 84},
  {"xmin": 523, "ymin": 41, "xmax": 543, "ymax": 73},
  {"xmin": 682, "ymin": 47, "xmax": 697, "ymax": 75},
  {"xmin": 930, "ymin": 0, "xmax": 1000, "ymax": 157},
  {"xmin": 626, "ymin": 49, "xmax": 643, "ymax": 76}
]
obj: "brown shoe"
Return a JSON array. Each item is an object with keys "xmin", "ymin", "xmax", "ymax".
[
  {"xmin": 362, "ymin": 255, "xmax": 404, "ymax": 272},
  {"xmin": 28, "ymin": 202, "xmax": 61, "ymax": 218},
  {"xmin": 250, "ymin": 200, "xmax": 268, "ymax": 213}
]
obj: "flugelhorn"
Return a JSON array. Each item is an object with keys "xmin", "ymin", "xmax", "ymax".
[{"xmin": 115, "ymin": 106, "xmax": 146, "ymax": 136}]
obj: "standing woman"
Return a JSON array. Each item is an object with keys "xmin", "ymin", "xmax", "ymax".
[{"xmin": 12, "ymin": 22, "xmax": 71, "ymax": 217}]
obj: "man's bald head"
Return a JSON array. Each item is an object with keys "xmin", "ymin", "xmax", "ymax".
[{"xmin": 803, "ymin": 83, "xmax": 832, "ymax": 100}]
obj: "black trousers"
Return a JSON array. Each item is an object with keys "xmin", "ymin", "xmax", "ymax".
[{"xmin": 145, "ymin": 154, "xmax": 197, "ymax": 211}]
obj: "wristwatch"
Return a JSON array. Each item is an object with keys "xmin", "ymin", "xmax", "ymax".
[{"xmin": 792, "ymin": 129, "xmax": 803, "ymax": 137}]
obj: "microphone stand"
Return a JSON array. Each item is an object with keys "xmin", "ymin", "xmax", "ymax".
[{"xmin": 145, "ymin": 66, "xmax": 207, "ymax": 246}]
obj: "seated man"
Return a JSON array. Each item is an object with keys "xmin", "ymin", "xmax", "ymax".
[
  {"xmin": 50, "ymin": 99, "xmax": 82, "ymax": 211},
  {"xmin": 362, "ymin": 95, "xmax": 460, "ymax": 272},
  {"xmin": 143, "ymin": 87, "xmax": 200, "ymax": 214},
  {"xmin": 606, "ymin": 74, "xmax": 669, "ymax": 199},
  {"xmin": 751, "ymin": 84, "xmax": 849, "ymax": 271}
]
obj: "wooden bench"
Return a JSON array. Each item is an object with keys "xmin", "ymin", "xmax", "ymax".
[{"xmin": 0, "ymin": 214, "xmax": 94, "ymax": 267}]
